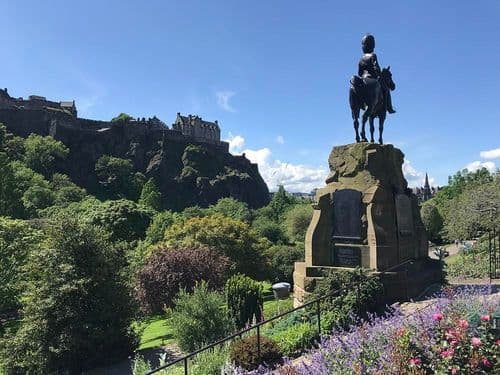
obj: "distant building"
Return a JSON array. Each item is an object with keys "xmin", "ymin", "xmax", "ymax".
[
  {"xmin": 172, "ymin": 113, "xmax": 221, "ymax": 145},
  {"xmin": 411, "ymin": 172, "xmax": 440, "ymax": 204},
  {"xmin": 0, "ymin": 88, "xmax": 77, "ymax": 116}
]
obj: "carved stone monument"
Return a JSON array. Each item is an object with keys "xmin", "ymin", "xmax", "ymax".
[{"xmin": 293, "ymin": 142, "xmax": 443, "ymax": 306}]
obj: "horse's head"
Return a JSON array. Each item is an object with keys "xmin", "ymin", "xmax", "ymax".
[{"xmin": 381, "ymin": 66, "xmax": 395, "ymax": 91}]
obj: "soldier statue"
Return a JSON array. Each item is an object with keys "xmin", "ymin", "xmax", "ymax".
[{"xmin": 349, "ymin": 34, "xmax": 396, "ymax": 144}]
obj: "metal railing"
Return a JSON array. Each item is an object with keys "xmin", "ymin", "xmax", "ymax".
[{"xmin": 145, "ymin": 260, "xmax": 416, "ymax": 375}]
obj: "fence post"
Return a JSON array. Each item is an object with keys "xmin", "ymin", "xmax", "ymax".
[
  {"xmin": 316, "ymin": 299, "xmax": 321, "ymax": 335},
  {"xmin": 184, "ymin": 357, "xmax": 188, "ymax": 375},
  {"xmin": 257, "ymin": 324, "xmax": 261, "ymax": 365}
]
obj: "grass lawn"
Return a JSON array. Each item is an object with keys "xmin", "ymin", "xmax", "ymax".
[
  {"xmin": 137, "ymin": 296, "xmax": 294, "ymax": 350},
  {"xmin": 135, "ymin": 315, "xmax": 175, "ymax": 350}
]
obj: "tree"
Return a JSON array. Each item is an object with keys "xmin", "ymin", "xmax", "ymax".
[
  {"xmin": 268, "ymin": 185, "xmax": 295, "ymax": 221},
  {"xmin": 84, "ymin": 199, "xmax": 154, "ymax": 242},
  {"xmin": 0, "ymin": 218, "xmax": 137, "ymax": 374},
  {"xmin": 207, "ymin": 197, "xmax": 252, "ymax": 222},
  {"xmin": 163, "ymin": 214, "xmax": 269, "ymax": 278},
  {"xmin": 135, "ymin": 246, "xmax": 230, "ymax": 314},
  {"xmin": 139, "ymin": 178, "xmax": 162, "ymax": 211},
  {"xmin": 284, "ymin": 204, "xmax": 313, "ymax": 243},
  {"xmin": 251, "ymin": 215, "xmax": 288, "ymax": 244},
  {"xmin": 23, "ymin": 134, "xmax": 69, "ymax": 178},
  {"xmin": 444, "ymin": 177, "xmax": 499, "ymax": 241},
  {"xmin": 169, "ymin": 282, "xmax": 233, "ymax": 352},
  {"xmin": 111, "ymin": 113, "xmax": 133, "ymax": 122},
  {"xmin": 50, "ymin": 173, "xmax": 87, "ymax": 206},
  {"xmin": 0, "ymin": 217, "xmax": 44, "ymax": 313},
  {"xmin": 0, "ymin": 153, "xmax": 21, "ymax": 217},
  {"xmin": 95, "ymin": 155, "xmax": 144, "ymax": 200},
  {"xmin": 420, "ymin": 200, "xmax": 444, "ymax": 243}
]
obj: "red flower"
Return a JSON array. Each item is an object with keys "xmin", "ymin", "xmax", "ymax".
[
  {"xmin": 441, "ymin": 348, "xmax": 454, "ymax": 358},
  {"xmin": 496, "ymin": 339, "xmax": 500, "ymax": 346},
  {"xmin": 433, "ymin": 312, "xmax": 443, "ymax": 321},
  {"xmin": 409, "ymin": 358, "xmax": 421, "ymax": 366},
  {"xmin": 482, "ymin": 357, "xmax": 491, "ymax": 367},
  {"xmin": 480, "ymin": 315, "xmax": 490, "ymax": 322},
  {"xmin": 471, "ymin": 337, "xmax": 481, "ymax": 347},
  {"xmin": 458, "ymin": 319, "xmax": 469, "ymax": 329},
  {"xmin": 451, "ymin": 368, "xmax": 458, "ymax": 375}
]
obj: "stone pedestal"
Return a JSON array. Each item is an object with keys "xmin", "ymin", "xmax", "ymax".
[{"xmin": 293, "ymin": 143, "xmax": 443, "ymax": 306}]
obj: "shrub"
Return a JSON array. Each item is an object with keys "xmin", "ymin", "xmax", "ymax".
[
  {"xmin": 225, "ymin": 274, "xmax": 263, "ymax": 329},
  {"xmin": 169, "ymin": 282, "xmax": 233, "ymax": 352},
  {"xmin": 307, "ymin": 268, "xmax": 384, "ymax": 331},
  {"xmin": 136, "ymin": 246, "xmax": 230, "ymax": 314},
  {"xmin": 284, "ymin": 204, "xmax": 313, "ymax": 243},
  {"xmin": 163, "ymin": 214, "xmax": 268, "ymax": 278},
  {"xmin": 144, "ymin": 210, "xmax": 181, "ymax": 245},
  {"xmin": 264, "ymin": 244, "xmax": 304, "ymax": 283},
  {"xmin": 229, "ymin": 335, "xmax": 282, "ymax": 370},
  {"xmin": 271, "ymin": 322, "xmax": 317, "ymax": 357},
  {"xmin": 447, "ymin": 248, "xmax": 490, "ymax": 279}
]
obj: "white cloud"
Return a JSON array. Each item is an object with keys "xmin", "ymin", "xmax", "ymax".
[
  {"xmin": 225, "ymin": 133, "xmax": 326, "ymax": 192},
  {"xmin": 479, "ymin": 148, "xmax": 500, "ymax": 160},
  {"xmin": 215, "ymin": 90, "xmax": 236, "ymax": 112},
  {"xmin": 276, "ymin": 135, "xmax": 285, "ymax": 144},
  {"xmin": 225, "ymin": 133, "xmax": 245, "ymax": 154},
  {"xmin": 402, "ymin": 159, "xmax": 435, "ymax": 187},
  {"xmin": 243, "ymin": 147, "xmax": 326, "ymax": 193},
  {"xmin": 464, "ymin": 160, "xmax": 496, "ymax": 173}
]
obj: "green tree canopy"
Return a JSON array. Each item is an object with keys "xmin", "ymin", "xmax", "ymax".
[
  {"xmin": 95, "ymin": 155, "xmax": 145, "ymax": 200},
  {"xmin": 284, "ymin": 204, "xmax": 313, "ymax": 243},
  {"xmin": 163, "ymin": 214, "xmax": 269, "ymax": 278},
  {"xmin": 111, "ymin": 113, "xmax": 133, "ymax": 122},
  {"xmin": 0, "ymin": 217, "xmax": 44, "ymax": 313},
  {"xmin": 0, "ymin": 217, "xmax": 137, "ymax": 374},
  {"xmin": 420, "ymin": 200, "xmax": 444, "ymax": 243},
  {"xmin": 23, "ymin": 134, "xmax": 69, "ymax": 178},
  {"xmin": 138, "ymin": 178, "xmax": 162, "ymax": 211},
  {"xmin": 207, "ymin": 197, "xmax": 252, "ymax": 222}
]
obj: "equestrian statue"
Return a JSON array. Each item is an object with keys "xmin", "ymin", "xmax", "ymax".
[{"xmin": 349, "ymin": 34, "xmax": 396, "ymax": 144}]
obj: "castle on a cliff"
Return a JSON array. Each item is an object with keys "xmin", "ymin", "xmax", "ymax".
[{"xmin": 0, "ymin": 88, "xmax": 229, "ymax": 152}]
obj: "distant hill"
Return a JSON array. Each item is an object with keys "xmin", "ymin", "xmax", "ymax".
[{"xmin": 0, "ymin": 89, "xmax": 269, "ymax": 210}]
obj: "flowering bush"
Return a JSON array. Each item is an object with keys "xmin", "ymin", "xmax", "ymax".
[{"xmin": 234, "ymin": 286, "xmax": 499, "ymax": 374}]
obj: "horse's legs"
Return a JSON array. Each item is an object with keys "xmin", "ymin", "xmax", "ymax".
[
  {"xmin": 369, "ymin": 117, "xmax": 375, "ymax": 143},
  {"xmin": 352, "ymin": 109, "xmax": 360, "ymax": 143},
  {"xmin": 361, "ymin": 109, "xmax": 370, "ymax": 142},
  {"xmin": 378, "ymin": 116, "xmax": 385, "ymax": 144}
]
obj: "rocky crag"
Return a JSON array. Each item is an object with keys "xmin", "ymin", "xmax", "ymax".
[{"xmin": 0, "ymin": 89, "xmax": 269, "ymax": 210}]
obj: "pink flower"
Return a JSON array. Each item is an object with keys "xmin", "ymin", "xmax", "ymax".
[
  {"xmin": 451, "ymin": 368, "xmax": 458, "ymax": 375},
  {"xmin": 471, "ymin": 337, "xmax": 481, "ymax": 347},
  {"xmin": 446, "ymin": 329, "xmax": 460, "ymax": 340},
  {"xmin": 433, "ymin": 312, "xmax": 443, "ymax": 321},
  {"xmin": 496, "ymin": 339, "xmax": 500, "ymax": 346},
  {"xmin": 441, "ymin": 348, "xmax": 454, "ymax": 358},
  {"xmin": 482, "ymin": 357, "xmax": 491, "ymax": 367},
  {"xmin": 480, "ymin": 315, "xmax": 490, "ymax": 322},
  {"xmin": 458, "ymin": 319, "xmax": 469, "ymax": 329},
  {"xmin": 450, "ymin": 340, "xmax": 458, "ymax": 347},
  {"xmin": 409, "ymin": 358, "xmax": 421, "ymax": 366}
]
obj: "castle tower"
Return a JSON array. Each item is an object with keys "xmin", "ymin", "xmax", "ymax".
[{"xmin": 423, "ymin": 172, "xmax": 431, "ymax": 202}]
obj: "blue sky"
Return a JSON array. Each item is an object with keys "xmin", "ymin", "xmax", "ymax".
[{"xmin": 1, "ymin": 1, "xmax": 499, "ymax": 192}]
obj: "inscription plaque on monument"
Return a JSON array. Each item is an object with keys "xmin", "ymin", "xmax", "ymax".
[
  {"xmin": 332, "ymin": 246, "xmax": 361, "ymax": 267},
  {"xmin": 332, "ymin": 189, "xmax": 362, "ymax": 240},
  {"xmin": 395, "ymin": 194, "xmax": 414, "ymax": 237}
]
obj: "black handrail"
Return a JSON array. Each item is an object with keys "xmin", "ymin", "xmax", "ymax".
[{"xmin": 145, "ymin": 260, "xmax": 416, "ymax": 375}]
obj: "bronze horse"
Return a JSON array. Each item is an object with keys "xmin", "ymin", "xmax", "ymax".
[{"xmin": 349, "ymin": 67, "xmax": 395, "ymax": 144}]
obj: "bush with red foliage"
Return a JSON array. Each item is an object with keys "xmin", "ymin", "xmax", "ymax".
[{"xmin": 135, "ymin": 246, "xmax": 230, "ymax": 314}]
